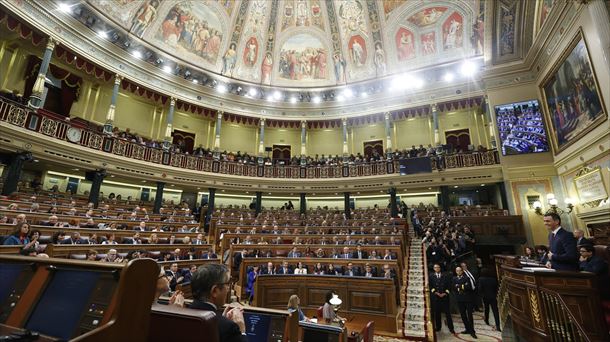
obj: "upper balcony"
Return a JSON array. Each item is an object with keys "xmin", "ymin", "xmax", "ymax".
[{"xmin": 0, "ymin": 98, "xmax": 503, "ymax": 193}]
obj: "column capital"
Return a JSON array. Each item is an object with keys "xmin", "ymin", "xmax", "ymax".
[
  {"xmin": 342, "ymin": 117, "xmax": 348, "ymax": 125},
  {"xmin": 431, "ymin": 103, "xmax": 438, "ymax": 112},
  {"xmin": 114, "ymin": 74, "xmax": 123, "ymax": 85},
  {"xmin": 169, "ymin": 97, "xmax": 176, "ymax": 107},
  {"xmin": 46, "ymin": 37, "xmax": 57, "ymax": 50},
  {"xmin": 260, "ymin": 118, "xmax": 265, "ymax": 125},
  {"xmin": 384, "ymin": 111, "xmax": 391, "ymax": 120},
  {"xmin": 217, "ymin": 111, "xmax": 224, "ymax": 119}
]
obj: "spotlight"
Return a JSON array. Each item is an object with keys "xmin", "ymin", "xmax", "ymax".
[
  {"xmin": 460, "ymin": 60, "xmax": 477, "ymax": 77},
  {"xmin": 290, "ymin": 97, "xmax": 297, "ymax": 104},
  {"xmin": 273, "ymin": 91, "xmax": 282, "ymax": 101},
  {"xmin": 162, "ymin": 65, "xmax": 172, "ymax": 73},
  {"xmin": 361, "ymin": 91, "xmax": 368, "ymax": 98},
  {"xmin": 443, "ymin": 72, "xmax": 455, "ymax": 82},
  {"xmin": 248, "ymin": 88, "xmax": 258, "ymax": 97},
  {"xmin": 216, "ymin": 84, "xmax": 227, "ymax": 93},
  {"xmin": 412, "ymin": 77, "xmax": 424, "ymax": 89},
  {"xmin": 58, "ymin": 3, "xmax": 72, "ymax": 13},
  {"xmin": 336, "ymin": 95, "xmax": 345, "ymax": 102},
  {"xmin": 131, "ymin": 50, "xmax": 142, "ymax": 59},
  {"xmin": 312, "ymin": 96, "xmax": 321, "ymax": 104},
  {"xmin": 97, "ymin": 31, "xmax": 108, "ymax": 39},
  {"xmin": 192, "ymin": 79, "xmax": 199, "ymax": 84},
  {"xmin": 266, "ymin": 95, "xmax": 275, "ymax": 102},
  {"xmin": 342, "ymin": 88, "xmax": 353, "ymax": 98}
]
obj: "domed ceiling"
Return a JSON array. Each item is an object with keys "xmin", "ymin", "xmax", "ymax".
[{"xmin": 85, "ymin": 0, "xmax": 485, "ymax": 88}]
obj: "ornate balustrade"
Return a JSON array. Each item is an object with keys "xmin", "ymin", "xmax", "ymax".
[{"xmin": 1, "ymin": 98, "xmax": 500, "ymax": 179}]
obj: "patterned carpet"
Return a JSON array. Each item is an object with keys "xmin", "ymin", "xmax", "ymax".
[{"xmin": 375, "ymin": 312, "xmax": 503, "ymax": 341}]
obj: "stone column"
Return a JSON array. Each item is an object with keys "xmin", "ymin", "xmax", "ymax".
[
  {"xmin": 389, "ymin": 187, "xmax": 398, "ymax": 217},
  {"xmin": 299, "ymin": 193, "xmax": 306, "ymax": 214},
  {"xmin": 88, "ymin": 170, "xmax": 106, "ymax": 208},
  {"xmin": 586, "ymin": 0, "xmax": 610, "ymax": 72},
  {"xmin": 431, "ymin": 103, "xmax": 440, "ymax": 145},
  {"xmin": 258, "ymin": 118, "xmax": 265, "ymax": 162},
  {"xmin": 28, "ymin": 38, "xmax": 56, "ymax": 109},
  {"xmin": 213, "ymin": 111, "xmax": 223, "ymax": 157},
  {"xmin": 255, "ymin": 191, "xmax": 262, "ymax": 215},
  {"xmin": 103, "ymin": 74, "xmax": 123, "ymax": 134},
  {"xmin": 342, "ymin": 118, "xmax": 348, "ymax": 160},
  {"xmin": 300, "ymin": 120, "xmax": 307, "ymax": 157},
  {"xmin": 153, "ymin": 181, "xmax": 165, "ymax": 214},
  {"xmin": 439, "ymin": 186, "xmax": 450, "ymax": 213},
  {"xmin": 1, "ymin": 153, "xmax": 33, "ymax": 196},
  {"xmin": 384, "ymin": 112, "xmax": 393, "ymax": 155},
  {"xmin": 344, "ymin": 192, "xmax": 351, "ymax": 219},
  {"xmin": 163, "ymin": 97, "xmax": 176, "ymax": 150},
  {"xmin": 204, "ymin": 187, "xmax": 216, "ymax": 232},
  {"xmin": 484, "ymin": 95, "xmax": 497, "ymax": 148}
]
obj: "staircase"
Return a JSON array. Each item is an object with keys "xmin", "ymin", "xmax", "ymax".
[{"xmin": 400, "ymin": 227, "xmax": 430, "ymax": 340}]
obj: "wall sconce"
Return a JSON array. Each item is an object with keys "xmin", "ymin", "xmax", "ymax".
[{"xmin": 533, "ymin": 193, "xmax": 575, "ymax": 216}]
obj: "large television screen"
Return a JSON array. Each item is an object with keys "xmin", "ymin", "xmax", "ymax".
[
  {"xmin": 495, "ymin": 100, "xmax": 549, "ymax": 155},
  {"xmin": 399, "ymin": 156, "xmax": 432, "ymax": 175}
]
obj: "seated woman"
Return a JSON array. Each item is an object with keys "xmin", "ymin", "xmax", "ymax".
[
  {"xmin": 294, "ymin": 262, "xmax": 307, "ymax": 274},
  {"xmin": 523, "ymin": 246, "xmax": 536, "ymax": 261},
  {"xmin": 287, "ymin": 294, "xmax": 309, "ymax": 322}
]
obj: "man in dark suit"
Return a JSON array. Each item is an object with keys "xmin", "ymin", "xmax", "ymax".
[
  {"xmin": 276, "ymin": 261, "xmax": 292, "ymax": 275},
  {"xmin": 60, "ymin": 232, "xmax": 87, "ymax": 244},
  {"xmin": 579, "ymin": 245, "xmax": 609, "ymax": 275},
  {"xmin": 452, "ymin": 266, "xmax": 477, "ymax": 338},
  {"xmin": 352, "ymin": 244, "xmax": 368, "ymax": 259},
  {"xmin": 429, "ymin": 264, "xmax": 454, "ymax": 333},
  {"xmin": 478, "ymin": 268, "xmax": 501, "ymax": 331},
  {"xmin": 343, "ymin": 262, "xmax": 361, "ymax": 276},
  {"xmin": 573, "ymin": 229, "xmax": 592, "ymax": 247},
  {"xmin": 261, "ymin": 262, "xmax": 275, "ymax": 275},
  {"xmin": 544, "ymin": 213, "xmax": 578, "ymax": 271},
  {"xmin": 190, "ymin": 264, "xmax": 247, "ymax": 342},
  {"xmin": 182, "ymin": 265, "xmax": 197, "ymax": 283},
  {"xmin": 165, "ymin": 263, "xmax": 184, "ymax": 291}
]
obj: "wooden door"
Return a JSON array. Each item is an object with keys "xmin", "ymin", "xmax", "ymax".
[
  {"xmin": 172, "ymin": 129, "xmax": 196, "ymax": 154},
  {"xmin": 444, "ymin": 129, "xmax": 471, "ymax": 152},
  {"xmin": 272, "ymin": 145, "xmax": 291, "ymax": 161},
  {"xmin": 363, "ymin": 140, "xmax": 384, "ymax": 157}
]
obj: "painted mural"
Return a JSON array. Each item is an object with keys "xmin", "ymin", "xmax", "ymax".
[
  {"xmin": 86, "ymin": 0, "xmax": 151, "ymax": 30},
  {"xmin": 539, "ymin": 0, "xmax": 555, "ymax": 29},
  {"xmin": 383, "ymin": 0, "xmax": 409, "ymax": 18},
  {"xmin": 337, "ymin": 0, "xmax": 368, "ymax": 37},
  {"xmin": 348, "ymin": 35, "xmax": 367, "ymax": 67},
  {"xmin": 154, "ymin": 2, "xmax": 224, "ymax": 64},
  {"xmin": 278, "ymin": 34, "xmax": 328, "ymax": 81},
  {"xmin": 542, "ymin": 33, "xmax": 606, "ymax": 153},
  {"xmin": 243, "ymin": 37, "xmax": 259, "ymax": 66},
  {"xmin": 373, "ymin": 43, "xmax": 387, "ymax": 76},
  {"xmin": 421, "ymin": 32, "xmax": 436, "ymax": 55},
  {"xmin": 395, "ymin": 28, "xmax": 415, "ymax": 61},
  {"xmin": 407, "ymin": 7, "xmax": 448, "ymax": 27},
  {"xmin": 215, "ymin": 0, "xmax": 237, "ymax": 16},
  {"xmin": 499, "ymin": 3, "xmax": 516, "ymax": 56},
  {"xmin": 472, "ymin": 5, "xmax": 485, "ymax": 55},
  {"xmin": 442, "ymin": 12, "xmax": 463, "ymax": 51},
  {"xmin": 281, "ymin": 0, "xmax": 325, "ymax": 32},
  {"xmin": 131, "ymin": 0, "xmax": 160, "ymax": 38}
]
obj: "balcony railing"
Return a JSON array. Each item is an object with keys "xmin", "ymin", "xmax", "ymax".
[{"xmin": 0, "ymin": 98, "xmax": 500, "ymax": 179}]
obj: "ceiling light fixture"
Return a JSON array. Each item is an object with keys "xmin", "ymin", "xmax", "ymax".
[
  {"xmin": 162, "ymin": 65, "xmax": 172, "ymax": 73},
  {"xmin": 361, "ymin": 91, "xmax": 368, "ymax": 98},
  {"xmin": 192, "ymin": 79, "xmax": 199, "ymax": 84},
  {"xmin": 97, "ymin": 31, "xmax": 108, "ymax": 39},
  {"xmin": 343, "ymin": 88, "xmax": 353, "ymax": 98},
  {"xmin": 58, "ymin": 3, "xmax": 72, "ymax": 13},
  {"xmin": 312, "ymin": 96, "xmax": 321, "ymax": 104},
  {"xmin": 216, "ymin": 84, "xmax": 227, "ymax": 93},
  {"xmin": 290, "ymin": 97, "xmax": 297, "ymax": 104},
  {"xmin": 273, "ymin": 91, "xmax": 282, "ymax": 101},
  {"xmin": 460, "ymin": 60, "xmax": 477, "ymax": 77},
  {"xmin": 248, "ymin": 88, "xmax": 258, "ymax": 97},
  {"xmin": 131, "ymin": 50, "xmax": 142, "ymax": 59},
  {"xmin": 336, "ymin": 95, "xmax": 345, "ymax": 102},
  {"xmin": 443, "ymin": 72, "xmax": 454, "ymax": 82}
]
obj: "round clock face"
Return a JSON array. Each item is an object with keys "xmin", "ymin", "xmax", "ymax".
[{"xmin": 67, "ymin": 127, "xmax": 82, "ymax": 143}]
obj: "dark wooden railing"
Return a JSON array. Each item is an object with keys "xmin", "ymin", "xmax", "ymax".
[{"xmin": 1, "ymin": 98, "xmax": 500, "ymax": 179}]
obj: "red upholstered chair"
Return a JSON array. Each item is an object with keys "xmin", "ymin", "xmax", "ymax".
[
  {"xmin": 317, "ymin": 306, "xmax": 324, "ymax": 319},
  {"xmin": 361, "ymin": 321, "xmax": 375, "ymax": 342},
  {"xmin": 149, "ymin": 304, "xmax": 219, "ymax": 342}
]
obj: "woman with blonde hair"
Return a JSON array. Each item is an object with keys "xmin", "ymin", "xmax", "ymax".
[{"xmin": 287, "ymin": 295, "xmax": 308, "ymax": 321}]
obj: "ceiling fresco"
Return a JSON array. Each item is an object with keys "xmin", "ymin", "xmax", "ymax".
[{"xmin": 84, "ymin": 0, "xmax": 486, "ymax": 87}]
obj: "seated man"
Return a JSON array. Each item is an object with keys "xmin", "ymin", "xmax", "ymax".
[
  {"xmin": 61, "ymin": 231, "xmax": 87, "ymax": 244},
  {"xmin": 579, "ymin": 245, "xmax": 608, "ymax": 275},
  {"xmin": 190, "ymin": 264, "xmax": 247, "ymax": 342}
]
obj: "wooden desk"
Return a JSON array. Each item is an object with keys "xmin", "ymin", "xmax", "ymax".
[
  {"xmin": 254, "ymin": 275, "xmax": 397, "ymax": 333},
  {"xmin": 495, "ymin": 256, "xmax": 609, "ymax": 341},
  {"xmin": 0, "ymin": 324, "xmax": 58, "ymax": 341}
]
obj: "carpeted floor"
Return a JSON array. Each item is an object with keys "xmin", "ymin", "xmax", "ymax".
[{"xmin": 375, "ymin": 312, "xmax": 503, "ymax": 341}]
